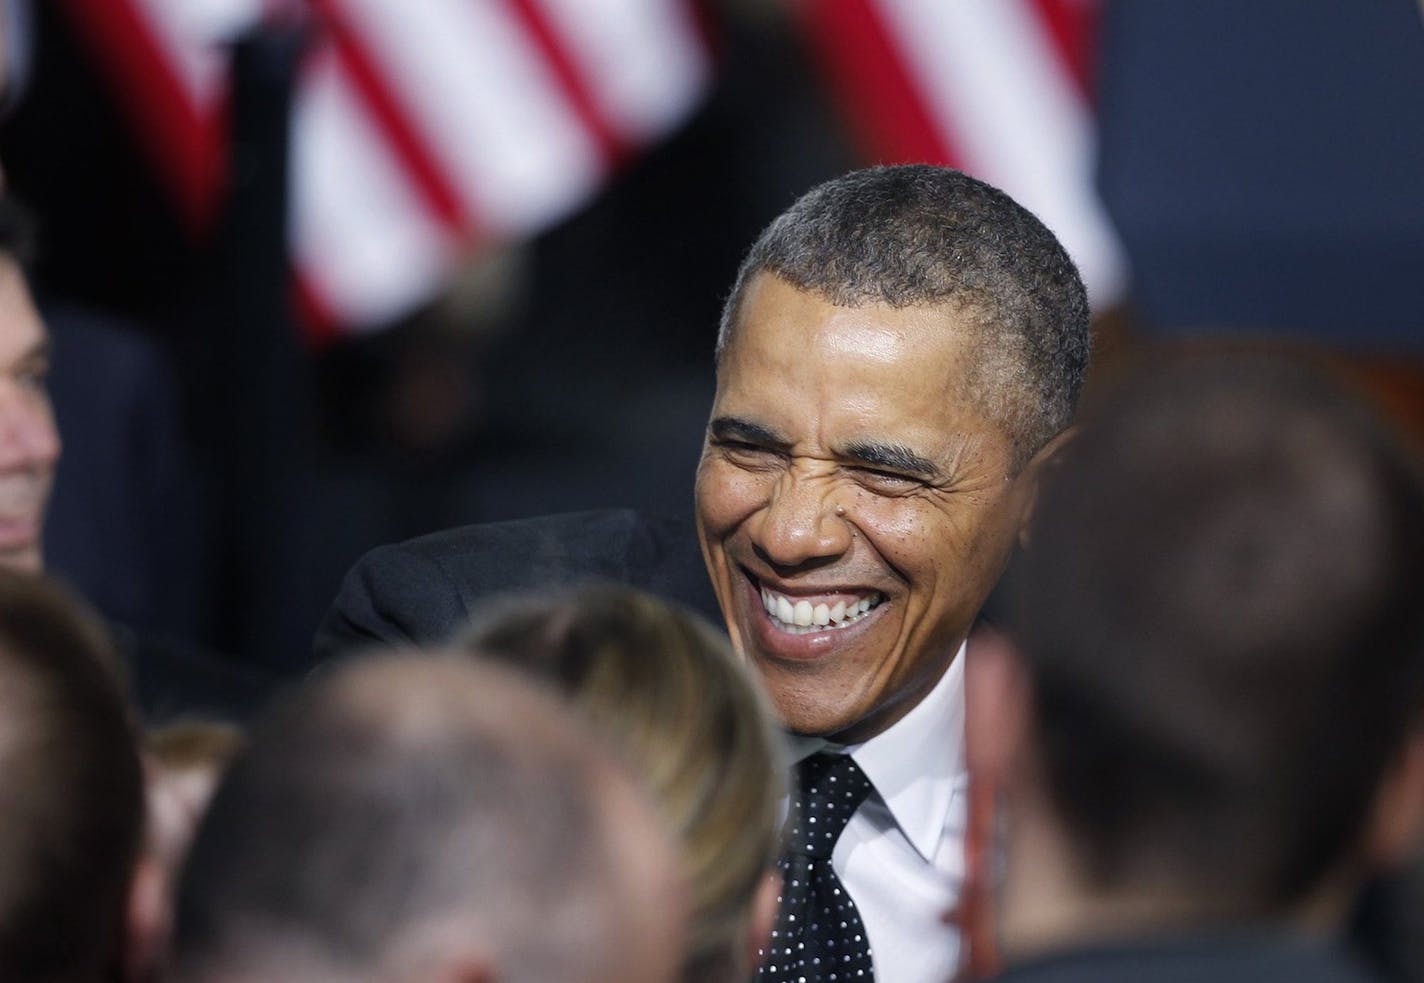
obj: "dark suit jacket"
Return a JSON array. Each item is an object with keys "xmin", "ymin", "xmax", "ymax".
[
  {"xmin": 315, "ymin": 510, "xmax": 721, "ymax": 663},
  {"xmin": 45, "ymin": 302, "xmax": 206, "ymax": 640},
  {"xmin": 992, "ymin": 932, "xmax": 1380, "ymax": 983}
]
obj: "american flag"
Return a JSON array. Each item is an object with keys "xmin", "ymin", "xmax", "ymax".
[
  {"xmin": 55, "ymin": 0, "xmax": 1124, "ymax": 336},
  {"xmin": 56, "ymin": 0, "xmax": 713, "ymax": 339},
  {"xmin": 797, "ymin": 0, "xmax": 1127, "ymax": 314}
]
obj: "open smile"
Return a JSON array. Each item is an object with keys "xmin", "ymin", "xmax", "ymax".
[
  {"xmin": 737, "ymin": 567, "xmax": 889, "ymax": 661},
  {"xmin": 758, "ymin": 584, "xmax": 885, "ymax": 634}
]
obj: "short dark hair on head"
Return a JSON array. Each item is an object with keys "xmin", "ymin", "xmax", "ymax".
[
  {"xmin": 173, "ymin": 653, "xmax": 658, "ymax": 982},
  {"xmin": 718, "ymin": 165, "xmax": 1091, "ymax": 465},
  {"xmin": 0, "ymin": 570, "xmax": 144, "ymax": 981},
  {"xmin": 1012, "ymin": 353, "xmax": 1424, "ymax": 911}
]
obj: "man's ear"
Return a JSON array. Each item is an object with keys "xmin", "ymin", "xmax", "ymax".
[
  {"xmin": 1014, "ymin": 426, "xmax": 1077, "ymax": 551},
  {"xmin": 1360, "ymin": 728, "xmax": 1424, "ymax": 873},
  {"xmin": 965, "ymin": 627, "xmax": 1033, "ymax": 794}
]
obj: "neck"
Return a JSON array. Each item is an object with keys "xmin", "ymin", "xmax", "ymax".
[
  {"xmin": 999, "ymin": 806, "xmax": 1195, "ymax": 961},
  {"xmin": 999, "ymin": 804, "xmax": 1349, "ymax": 963}
]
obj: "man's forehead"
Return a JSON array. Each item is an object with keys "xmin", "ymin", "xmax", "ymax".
[
  {"xmin": 724, "ymin": 275, "xmax": 984, "ymax": 372},
  {"xmin": 721, "ymin": 297, "xmax": 978, "ymax": 399}
]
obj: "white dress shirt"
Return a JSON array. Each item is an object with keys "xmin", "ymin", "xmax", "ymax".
[{"xmin": 787, "ymin": 643, "xmax": 968, "ymax": 983}]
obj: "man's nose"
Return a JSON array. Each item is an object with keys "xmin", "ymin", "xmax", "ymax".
[{"xmin": 751, "ymin": 469, "xmax": 851, "ymax": 570}]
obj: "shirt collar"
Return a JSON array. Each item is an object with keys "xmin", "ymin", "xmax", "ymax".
[{"xmin": 784, "ymin": 641, "xmax": 967, "ymax": 863}]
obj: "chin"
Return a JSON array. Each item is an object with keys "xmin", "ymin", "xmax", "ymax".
[
  {"xmin": 753, "ymin": 668, "xmax": 869, "ymax": 738},
  {"xmin": 0, "ymin": 546, "xmax": 43, "ymax": 573}
]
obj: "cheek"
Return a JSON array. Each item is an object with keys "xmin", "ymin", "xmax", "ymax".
[
  {"xmin": 25, "ymin": 393, "xmax": 61, "ymax": 462},
  {"xmin": 853, "ymin": 499, "xmax": 972, "ymax": 578},
  {"xmin": 851, "ymin": 494, "xmax": 1022, "ymax": 607},
  {"xmin": 695, "ymin": 459, "xmax": 771, "ymax": 534},
  {"xmin": 961, "ymin": 493, "xmax": 1028, "ymax": 565}
]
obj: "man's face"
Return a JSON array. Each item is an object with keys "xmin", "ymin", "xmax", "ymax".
[
  {"xmin": 695, "ymin": 274, "xmax": 1037, "ymax": 741},
  {"xmin": 0, "ymin": 258, "xmax": 58, "ymax": 572}
]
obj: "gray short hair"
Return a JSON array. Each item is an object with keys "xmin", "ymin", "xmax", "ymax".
[
  {"xmin": 172, "ymin": 653, "xmax": 670, "ymax": 983},
  {"xmin": 718, "ymin": 165, "xmax": 1090, "ymax": 465}
]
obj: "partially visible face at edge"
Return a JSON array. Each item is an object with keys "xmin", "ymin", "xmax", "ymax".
[
  {"xmin": 695, "ymin": 273, "xmax": 1041, "ymax": 742},
  {"xmin": 0, "ymin": 258, "xmax": 58, "ymax": 572}
]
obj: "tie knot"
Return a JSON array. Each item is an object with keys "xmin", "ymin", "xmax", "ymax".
[{"xmin": 786, "ymin": 752, "xmax": 874, "ymax": 859}]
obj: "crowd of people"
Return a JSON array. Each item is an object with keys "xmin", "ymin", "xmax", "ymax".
[{"xmin": 0, "ymin": 164, "xmax": 1421, "ymax": 982}]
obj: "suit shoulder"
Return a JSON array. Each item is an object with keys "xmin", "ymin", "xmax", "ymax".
[
  {"xmin": 395, "ymin": 509, "xmax": 685, "ymax": 582},
  {"xmin": 314, "ymin": 510, "xmax": 700, "ymax": 663}
]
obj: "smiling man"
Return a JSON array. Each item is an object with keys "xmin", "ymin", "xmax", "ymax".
[
  {"xmin": 318, "ymin": 165, "xmax": 1091, "ymax": 983},
  {"xmin": 0, "ymin": 194, "xmax": 275, "ymax": 722},
  {"xmin": 0, "ymin": 199, "xmax": 58, "ymax": 572}
]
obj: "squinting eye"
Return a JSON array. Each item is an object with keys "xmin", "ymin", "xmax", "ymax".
[
  {"xmin": 853, "ymin": 467, "xmax": 918, "ymax": 490},
  {"xmin": 716, "ymin": 441, "xmax": 786, "ymax": 472},
  {"xmin": 723, "ymin": 441, "xmax": 774, "ymax": 458}
]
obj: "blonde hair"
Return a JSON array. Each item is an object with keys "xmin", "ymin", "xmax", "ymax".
[{"xmin": 459, "ymin": 586, "xmax": 785, "ymax": 982}]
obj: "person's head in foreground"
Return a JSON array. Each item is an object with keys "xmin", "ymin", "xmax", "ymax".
[
  {"xmin": 144, "ymin": 720, "xmax": 246, "ymax": 877},
  {"xmin": 461, "ymin": 586, "xmax": 786, "ymax": 983},
  {"xmin": 0, "ymin": 196, "xmax": 59, "ymax": 572},
  {"xmin": 0, "ymin": 569, "xmax": 145, "ymax": 981},
  {"xmin": 970, "ymin": 354, "xmax": 1424, "ymax": 970},
  {"xmin": 696, "ymin": 163, "xmax": 1090, "ymax": 742},
  {"xmin": 170, "ymin": 652, "xmax": 687, "ymax": 983}
]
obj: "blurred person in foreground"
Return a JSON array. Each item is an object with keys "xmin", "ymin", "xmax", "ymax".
[
  {"xmin": 0, "ymin": 193, "xmax": 270, "ymax": 720},
  {"xmin": 0, "ymin": 568, "xmax": 148, "ymax": 981},
  {"xmin": 170, "ymin": 651, "xmax": 688, "ymax": 983},
  {"xmin": 321, "ymin": 164, "xmax": 1091, "ymax": 982},
  {"xmin": 460, "ymin": 586, "xmax": 786, "ymax": 983},
  {"xmin": 966, "ymin": 355, "xmax": 1424, "ymax": 982}
]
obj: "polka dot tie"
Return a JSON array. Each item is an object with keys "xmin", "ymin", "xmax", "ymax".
[{"xmin": 756, "ymin": 751, "xmax": 876, "ymax": 982}]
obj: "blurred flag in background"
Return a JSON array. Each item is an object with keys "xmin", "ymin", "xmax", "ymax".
[
  {"xmin": 56, "ymin": 0, "xmax": 714, "ymax": 338},
  {"xmin": 796, "ymin": 0, "xmax": 1126, "ymax": 314},
  {"xmin": 55, "ymin": 0, "xmax": 1127, "ymax": 336}
]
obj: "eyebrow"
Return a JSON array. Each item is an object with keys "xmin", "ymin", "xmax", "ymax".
[
  {"xmin": 708, "ymin": 416, "xmax": 790, "ymax": 449},
  {"xmin": 713, "ymin": 416, "xmax": 941, "ymax": 479},
  {"xmin": 840, "ymin": 440, "xmax": 942, "ymax": 480}
]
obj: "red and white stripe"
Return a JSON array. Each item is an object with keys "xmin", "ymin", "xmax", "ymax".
[
  {"xmin": 56, "ymin": 0, "xmax": 237, "ymax": 232},
  {"xmin": 289, "ymin": 40, "xmax": 460, "ymax": 332},
  {"xmin": 57, "ymin": 0, "xmax": 711, "ymax": 338},
  {"xmin": 798, "ymin": 0, "xmax": 1128, "ymax": 312}
]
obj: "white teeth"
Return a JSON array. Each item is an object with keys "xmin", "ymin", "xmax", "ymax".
[{"xmin": 759, "ymin": 587, "xmax": 884, "ymax": 634}]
